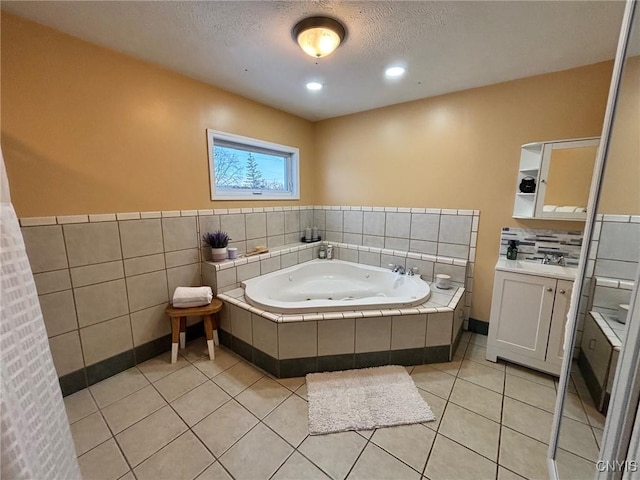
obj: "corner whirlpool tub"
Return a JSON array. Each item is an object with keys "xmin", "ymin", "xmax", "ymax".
[{"xmin": 242, "ymin": 259, "xmax": 431, "ymax": 314}]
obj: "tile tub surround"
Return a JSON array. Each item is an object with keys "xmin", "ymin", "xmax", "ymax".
[
  {"xmin": 574, "ymin": 214, "xmax": 639, "ymax": 360},
  {"xmin": 21, "ymin": 205, "xmax": 478, "ymax": 392},
  {"xmin": 215, "ymin": 284, "xmax": 466, "ymax": 378},
  {"xmin": 499, "ymin": 227, "xmax": 584, "ymax": 267}
]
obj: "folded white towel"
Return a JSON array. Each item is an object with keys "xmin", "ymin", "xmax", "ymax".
[
  {"xmin": 543, "ymin": 205, "xmax": 557, "ymax": 212},
  {"xmin": 556, "ymin": 206, "xmax": 578, "ymax": 212},
  {"xmin": 172, "ymin": 286, "xmax": 213, "ymax": 308}
]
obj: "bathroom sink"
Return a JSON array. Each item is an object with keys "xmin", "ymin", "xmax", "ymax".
[{"xmin": 495, "ymin": 258, "xmax": 577, "ymax": 281}]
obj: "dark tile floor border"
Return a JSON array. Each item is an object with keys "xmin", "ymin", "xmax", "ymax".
[
  {"xmin": 59, "ymin": 323, "xmax": 461, "ymax": 396},
  {"xmin": 468, "ymin": 317, "xmax": 489, "ymax": 335},
  {"xmin": 578, "ymin": 350, "xmax": 604, "ymax": 411},
  {"xmin": 221, "ymin": 328, "xmax": 456, "ymax": 378},
  {"xmin": 59, "ymin": 322, "xmax": 210, "ymax": 396}
]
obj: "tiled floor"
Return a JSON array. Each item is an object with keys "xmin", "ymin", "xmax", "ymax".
[{"xmin": 65, "ymin": 332, "xmax": 604, "ymax": 480}]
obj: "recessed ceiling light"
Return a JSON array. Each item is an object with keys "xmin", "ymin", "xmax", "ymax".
[
  {"xmin": 385, "ymin": 66, "xmax": 406, "ymax": 78},
  {"xmin": 306, "ymin": 82, "xmax": 323, "ymax": 91}
]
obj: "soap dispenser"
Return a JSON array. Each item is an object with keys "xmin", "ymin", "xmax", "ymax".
[{"xmin": 506, "ymin": 240, "xmax": 518, "ymax": 260}]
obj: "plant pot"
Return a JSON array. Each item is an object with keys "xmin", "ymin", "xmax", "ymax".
[{"xmin": 211, "ymin": 247, "xmax": 228, "ymax": 262}]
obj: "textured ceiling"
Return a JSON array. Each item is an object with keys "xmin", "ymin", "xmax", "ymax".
[{"xmin": 1, "ymin": 1, "xmax": 626, "ymax": 121}]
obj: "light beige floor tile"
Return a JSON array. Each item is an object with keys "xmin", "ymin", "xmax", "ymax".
[
  {"xmin": 70, "ymin": 412, "xmax": 112, "ymax": 456},
  {"xmin": 583, "ymin": 398, "xmax": 606, "ymax": 429},
  {"xmin": 118, "ymin": 472, "xmax": 135, "ymax": 480},
  {"xmin": 219, "ymin": 423, "xmax": 294, "ymax": 480},
  {"xmin": 460, "ymin": 331, "xmax": 472, "ymax": 343},
  {"xmin": 497, "ymin": 466, "xmax": 526, "ymax": 479},
  {"xmin": 347, "ymin": 442, "xmax": 421, "ymax": 479},
  {"xmin": 593, "ymin": 427, "xmax": 604, "ymax": 449},
  {"xmin": 137, "ymin": 352, "xmax": 189, "ymax": 383},
  {"xmin": 171, "ymin": 380, "xmax": 231, "ymax": 427},
  {"xmin": 457, "ymin": 360, "xmax": 505, "ymax": 393},
  {"xmin": 181, "ymin": 337, "xmax": 210, "ymax": 362},
  {"xmin": 470, "ymin": 333, "xmax": 488, "ymax": 346},
  {"xmin": 101, "ymin": 385, "xmax": 166, "ymax": 434},
  {"xmin": 263, "ymin": 394, "xmax": 310, "ymax": 447},
  {"xmin": 272, "ymin": 451, "xmax": 330, "ymax": 480},
  {"xmin": 116, "ymin": 405, "xmax": 188, "ymax": 467},
  {"xmin": 195, "ymin": 462, "xmax": 232, "ymax": 480},
  {"xmin": 428, "ymin": 355, "xmax": 463, "ymax": 376},
  {"xmin": 192, "ymin": 399, "xmax": 258, "ymax": 456},
  {"xmin": 418, "ymin": 390, "xmax": 445, "ymax": 431},
  {"xmin": 89, "ymin": 367, "xmax": 149, "ymax": 408},
  {"xmin": 506, "ymin": 363, "xmax": 555, "ymax": 388},
  {"xmin": 296, "ymin": 382, "xmax": 309, "ymax": 400},
  {"xmin": 424, "ymin": 434, "xmax": 496, "ymax": 480},
  {"xmin": 274, "ymin": 376, "xmax": 306, "ymax": 392},
  {"xmin": 78, "ymin": 439, "xmax": 130, "ymax": 480},
  {"xmin": 153, "ymin": 364, "xmax": 208, "ymax": 402},
  {"xmin": 236, "ymin": 376, "xmax": 292, "ymax": 418},
  {"xmin": 504, "ymin": 374, "xmax": 556, "ymax": 412},
  {"xmin": 453, "ymin": 340, "xmax": 468, "ymax": 358},
  {"xmin": 438, "ymin": 403, "xmax": 499, "ymax": 461},
  {"xmin": 411, "ymin": 365, "xmax": 456, "ymax": 399},
  {"xmin": 212, "ymin": 361, "xmax": 264, "ymax": 396},
  {"xmin": 498, "ymin": 427, "xmax": 548, "ymax": 479},
  {"xmin": 370, "ymin": 424, "xmax": 435, "ymax": 473},
  {"xmin": 298, "ymin": 431, "xmax": 367, "ymax": 480},
  {"xmin": 64, "ymin": 388, "xmax": 98, "ymax": 424},
  {"xmin": 192, "ymin": 348, "xmax": 241, "ymax": 378},
  {"xmin": 134, "ymin": 431, "xmax": 214, "ymax": 480},
  {"xmin": 556, "ymin": 448, "xmax": 597, "ymax": 479},
  {"xmin": 558, "ymin": 416, "xmax": 601, "ymax": 461},
  {"xmin": 449, "ymin": 378, "xmax": 502, "ymax": 422},
  {"xmin": 563, "ymin": 392, "xmax": 589, "ymax": 424},
  {"xmin": 464, "ymin": 344, "xmax": 506, "ymax": 371},
  {"xmin": 357, "ymin": 429, "xmax": 375, "ymax": 439},
  {"xmin": 502, "ymin": 397, "xmax": 553, "ymax": 444},
  {"xmin": 404, "ymin": 365, "xmax": 415, "ymax": 374}
]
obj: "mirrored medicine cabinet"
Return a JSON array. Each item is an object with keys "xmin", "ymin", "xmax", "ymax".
[{"xmin": 513, "ymin": 137, "xmax": 600, "ymax": 221}]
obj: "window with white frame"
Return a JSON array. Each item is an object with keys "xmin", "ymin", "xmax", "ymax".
[{"xmin": 207, "ymin": 129, "xmax": 300, "ymax": 200}]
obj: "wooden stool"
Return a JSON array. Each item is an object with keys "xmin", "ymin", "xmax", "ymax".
[{"xmin": 165, "ymin": 299, "xmax": 223, "ymax": 364}]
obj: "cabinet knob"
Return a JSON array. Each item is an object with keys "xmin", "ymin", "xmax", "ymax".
[
  {"xmin": 559, "ymin": 289, "xmax": 566, "ymax": 294},
  {"xmin": 546, "ymin": 287, "xmax": 553, "ymax": 292}
]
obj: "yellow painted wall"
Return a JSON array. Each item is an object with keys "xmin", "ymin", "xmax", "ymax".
[
  {"xmin": 599, "ymin": 56, "xmax": 640, "ymax": 214},
  {"xmin": 1, "ymin": 13, "xmax": 619, "ymax": 322},
  {"xmin": 0, "ymin": 13, "xmax": 317, "ymax": 216},
  {"xmin": 314, "ymin": 62, "xmax": 614, "ymax": 321}
]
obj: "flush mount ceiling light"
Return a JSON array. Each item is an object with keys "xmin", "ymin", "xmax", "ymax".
[
  {"xmin": 306, "ymin": 81, "xmax": 323, "ymax": 91},
  {"xmin": 293, "ymin": 16, "xmax": 346, "ymax": 58},
  {"xmin": 385, "ymin": 66, "xmax": 406, "ymax": 78}
]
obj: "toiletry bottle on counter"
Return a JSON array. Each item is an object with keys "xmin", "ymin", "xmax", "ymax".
[
  {"xmin": 506, "ymin": 240, "xmax": 518, "ymax": 260},
  {"xmin": 326, "ymin": 244, "xmax": 333, "ymax": 259},
  {"xmin": 312, "ymin": 226, "xmax": 319, "ymax": 241},
  {"xmin": 318, "ymin": 244, "xmax": 327, "ymax": 259},
  {"xmin": 305, "ymin": 227, "xmax": 312, "ymax": 242}
]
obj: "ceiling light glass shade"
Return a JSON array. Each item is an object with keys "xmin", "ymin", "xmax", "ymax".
[
  {"xmin": 293, "ymin": 17, "xmax": 346, "ymax": 58},
  {"xmin": 306, "ymin": 82, "xmax": 323, "ymax": 91}
]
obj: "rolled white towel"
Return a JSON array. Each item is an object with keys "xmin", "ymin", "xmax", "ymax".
[
  {"xmin": 172, "ymin": 286, "xmax": 213, "ymax": 308},
  {"xmin": 543, "ymin": 205, "xmax": 557, "ymax": 212},
  {"xmin": 556, "ymin": 206, "xmax": 578, "ymax": 212}
]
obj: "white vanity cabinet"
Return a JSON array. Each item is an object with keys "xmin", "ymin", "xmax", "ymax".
[{"xmin": 486, "ymin": 261, "xmax": 575, "ymax": 376}]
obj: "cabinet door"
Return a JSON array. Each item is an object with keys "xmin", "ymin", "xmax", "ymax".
[
  {"xmin": 545, "ymin": 279, "xmax": 573, "ymax": 367},
  {"xmin": 489, "ymin": 271, "xmax": 556, "ymax": 361}
]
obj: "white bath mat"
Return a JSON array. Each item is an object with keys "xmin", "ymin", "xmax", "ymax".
[{"xmin": 306, "ymin": 365, "xmax": 435, "ymax": 435}]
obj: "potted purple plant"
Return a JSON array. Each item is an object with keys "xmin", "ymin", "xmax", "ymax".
[{"xmin": 203, "ymin": 230, "xmax": 231, "ymax": 262}]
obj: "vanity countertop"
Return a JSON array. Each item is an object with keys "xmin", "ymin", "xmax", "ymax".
[{"xmin": 495, "ymin": 258, "xmax": 578, "ymax": 281}]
